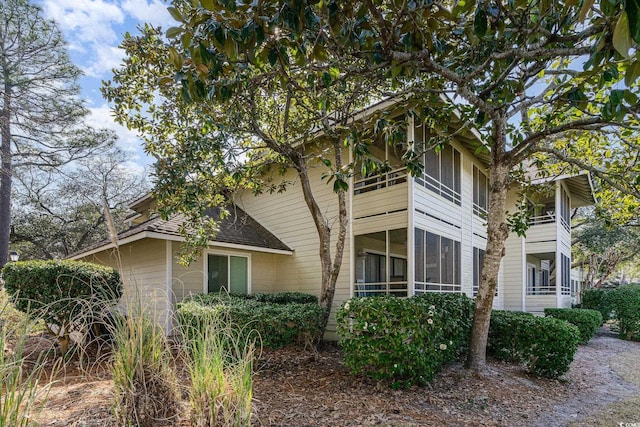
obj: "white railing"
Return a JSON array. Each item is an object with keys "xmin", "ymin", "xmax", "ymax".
[
  {"xmin": 353, "ymin": 167, "xmax": 407, "ymax": 195},
  {"xmin": 354, "ymin": 281, "xmax": 408, "ymax": 297},
  {"xmin": 415, "ymin": 174, "xmax": 462, "ymax": 206},
  {"xmin": 529, "ymin": 213, "xmax": 556, "ymax": 226},
  {"xmin": 414, "ymin": 282, "xmax": 462, "ymax": 293}
]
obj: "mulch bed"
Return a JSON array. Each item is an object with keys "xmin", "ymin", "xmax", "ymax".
[{"xmin": 28, "ymin": 327, "xmax": 639, "ymax": 426}]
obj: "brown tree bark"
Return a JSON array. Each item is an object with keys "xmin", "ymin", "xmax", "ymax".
[{"xmin": 466, "ymin": 144, "xmax": 511, "ymax": 371}]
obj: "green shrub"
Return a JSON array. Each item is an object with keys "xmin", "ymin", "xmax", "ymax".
[
  {"xmin": 253, "ymin": 292, "xmax": 318, "ymax": 305},
  {"xmin": 581, "ymin": 288, "xmax": 613, "ymax": 322},
  {"xmin": 2, "ymin": 260, "xmax": 122, "ymax": 355},
  {"xmin": 488, "ymin": 310, "xmax": 580, "ymax": 378},
  {"xmin": 336, "ymin": 293, "xmax": 475, "ymax": 388},
  {"xmin": 544, "ymin": 308, "xmax": 602, "ymax": 344},
  {"xmin": 609, "ymin": 285, "xmax": 640, "ymax": 341},
  {"xmin": 176, "ymin": 294, "xmax": 326, "ymax": 349}
]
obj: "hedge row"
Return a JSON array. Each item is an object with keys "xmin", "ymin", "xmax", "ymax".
[
  {"xmin": 583, "ymin": 286, "xmax": 640, "ymax": 341},
  {"xmin": 488, "ymin": 310, "xmax": 580, "ymax": 378},
  {"xmin": 176, "ymin": 292, "xmax": 325, "ymax": 348},
  {"xmin": 336, "ymin": 293, "xmax": 475, "ymax": 388},
  {"xmin": 2, "ymin": 260, "xmax": 122, "ymax": 355},
  {"xmin": 544, "ymin": 308, "xmax": 602, "ymax": 344}
]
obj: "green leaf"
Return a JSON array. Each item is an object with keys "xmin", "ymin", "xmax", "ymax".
[
  {"xmin": 613, "ymin": 11, "xmax": 631, "ymax": 59},
  {"xmin": 473, "ymin": 8, "xmax": 487, "ymax": 37},
  {"xmin": 626, "ymin": 0, "xmax": 640, "ymax": 44},
  {"xmin": 579, "ymin": 0, "xmax": 594, "ymax": 22},
  {"xmin": 165, "ymin": 27, "xmax": 183, "ymax": 39},
  {"xmin": 167, "ymin": 7, "xmax": 185, "ymax": 23},
  {"xmin": 200, "ymin": 0, "xmax": 215, "ymax": 11}
]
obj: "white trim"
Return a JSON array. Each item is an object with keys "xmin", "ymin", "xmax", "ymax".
[
  {"xmin": 165, "ymin": 241, "xmax": 173, "ymax": 336},
  {"xmin": 203, "ymin": 249, "xmax": 252, "ymax": 295},
  {"xmin": 349, "ymin": 146, "xmax": 355, "ymax": 299},
  {"xmin": 70, "ymin": 231, "xmax": 294, "ymax": 260},
  {"xmin": 408, "ymin": 116, "xmax": 415, "ymax": 296}
]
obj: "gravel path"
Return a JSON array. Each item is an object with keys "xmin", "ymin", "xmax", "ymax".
[{"xmin": 531, "ymin": 326, "xmax": 640, "ymax": 427}]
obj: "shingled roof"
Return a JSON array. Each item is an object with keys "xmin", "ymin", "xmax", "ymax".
[{"xmin": 70, "ymin": 205, "xmax": 292, "ymax": 259}]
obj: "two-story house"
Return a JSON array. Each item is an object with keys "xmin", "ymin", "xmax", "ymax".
[{"xmin": 72, "ymin": 100, "xmax": 595, "ymax": 336}]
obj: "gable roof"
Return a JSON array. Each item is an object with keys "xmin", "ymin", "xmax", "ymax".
[
  {"xmin": 531, "ymin": 171, "xmax": 596, "ymax": 207},
  {"xmin": 70, "ymin": 205, "xmax": 293, "ymax": 259}
]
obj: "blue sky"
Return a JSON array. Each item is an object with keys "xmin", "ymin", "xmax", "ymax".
[{"xmin": 37, "ymin": 0, "xmax": 176, "ymax": 168}]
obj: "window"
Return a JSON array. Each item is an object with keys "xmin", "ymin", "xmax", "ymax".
[
  {"xmin": 527, "ymin": 260, "xmax": 554, "ymax": 295},
  {"xmin": 473, "ymin": 247, "xmax": 485, "ymax": 296},
  {"xmin": 415, "ymin": 228, "xmax": 461, "ymax": 293},
  {"xmin": 473, "ymin": 166, "xmax": 488, "ymax": 217},
  {"xmin": 561, "ymin": 254, "xmax": 571, "ymax": 295},
  {"xmin": 417, "ymin": 145, "xmax": 461, "ymax": 205},
  {"xmin": 207, "ymin": 254, "xmax": 249, "ymax": 295},
  {"xmin": 560, "ymin": 186, "xmax": 571, "ymax": 231}
]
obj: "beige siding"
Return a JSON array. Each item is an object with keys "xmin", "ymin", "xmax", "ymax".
[
  {"xmin": 353, "ymin": 182, "xmax": 408, "ymax": 219},
  {"xmin": 525, "ymin": 295, "xmax": 556, "ymax": 314},
  {"xmin": 235, "ymin": 155, "xmax": 351, "ymax": 338},
  {"xmin": 501, "ymin": 190, "xmax": 525, "ymax": 311},
  {"xmin": 81, "ymin": 238, "xmax": 171, "ymax": 330},
  {"xmin": 170, "ymin": 241, "xmax": 281, "ymax": 300}
]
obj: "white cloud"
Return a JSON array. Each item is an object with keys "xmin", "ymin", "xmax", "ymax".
[
  {"xmin": 41, "ymin": 0, "xmax": 124, "ymax": 45},
  {"xmin": 121, "ymin": 0, "xmax": 174, "ymax": 28},
  {"xmin": 83, "ymin": 45, "xmax": 125, "ymax": 78},
  {"xmin": 86, "ymin": 104, "xmax": 152, "ymax": 166}
]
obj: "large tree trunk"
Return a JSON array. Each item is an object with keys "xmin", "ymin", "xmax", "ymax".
[
  {"xmin": 292, "ymin": 142, "xmax": 348, "ymax": 331},
  {"xmin": 0, "ymin": 77, "xmax": 11, "ymax": 268},
  {"xmin": 466, "ymin": 159, "xmax": 511, "ymax": 371}
]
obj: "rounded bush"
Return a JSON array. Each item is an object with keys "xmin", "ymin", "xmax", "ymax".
[
  {"xmin": 2, "ymin": 260, "xmax": 122, "ymax": 354},
  {"xmin": 488, "ymin": 310, "xmax": 580, "ymax": 378},
  {"xmin": 253, "ymin": 292, "xmax": 318, "ymax": 305},
  {"xmin": 544, "ymin": 308, "xmax": 602, "ymax": 344},
  {"xmin": 609, "ymin": 285, "xmax": 640, "ymax": 341},
  {"xmin": 581, "ymin": 288, "xmax": 613, "ymax": 322},
  {"xmin": 336, "ymin": 293, "xmax": 475, "ymax": 388}
]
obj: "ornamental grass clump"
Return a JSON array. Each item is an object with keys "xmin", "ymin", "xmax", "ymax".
[
  {"xmin": 110, "ymin": 301, "xmax": 179, "ymax": 427},
  {"xmin": 181, "ymin": 305, "xmax": 255, "ymax": 427},
  {"xmin": 336, "ymin": 293, "xmax": 474, "ymax": 388},
  {"xmin": 0, "ymin": 297, "xmax": 59, "ymax": 427}
]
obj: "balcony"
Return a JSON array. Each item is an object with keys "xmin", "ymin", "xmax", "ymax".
[{"xmin": 353, "ymin": 168, "xmax": 408, "ymax": 219}]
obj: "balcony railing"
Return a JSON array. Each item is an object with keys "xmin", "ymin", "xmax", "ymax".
[
  {"xmin": 353, "ymin": 167, "xmax": 407, "ymax": 195},
  {"xmin": 354, "ymin": 281, "xmax": 408, "ymax": 297},
  {"xmin": 529, "ymin": 213, "xmax": 556, "ymax": 226}
]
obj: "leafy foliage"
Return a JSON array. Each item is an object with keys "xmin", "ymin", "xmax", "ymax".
[
  {"xmin": 2, "ymin": 260, "xmax": 122, "ymax": 354},
  {"xmin": 253, "ymin": 292, "xmax": 318, "ymax": 305},
  {"xmin": 544, "ymin": 308, "xmax": 603, "ymax": 344},
  {"xmin": 488, "ymin": 311, "xmax": 580, "ymax": 378},
  {"xmin": 336, "ymin": 294, "xmax": 475, "ymax": 388},
  {"xmin": 176, "ymin": 293, "xmax": 325, "ymax": 349},
  {"xmin": 581, "ymin": 288, "xmax": 614, "ymax": 322},
  {"xmin": 609, "ymin": 285, "xmax": 640, "ymax": 341}
]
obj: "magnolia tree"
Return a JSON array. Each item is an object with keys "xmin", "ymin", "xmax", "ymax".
[{"xmin": 109, "ymin": 0, "xmax": 640, "ymax": 370}]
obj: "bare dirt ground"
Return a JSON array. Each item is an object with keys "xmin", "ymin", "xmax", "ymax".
[{"xmin": 29, "ymin": 325, "xmax": 640, "ymax": 426}]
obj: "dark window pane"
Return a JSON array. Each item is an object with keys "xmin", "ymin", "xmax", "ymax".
[
  {"xmin": 415, "ymin": 229, "xmax": 424, "ymax": 282},
  {"xmin": 208, "ymin": 254, "xmax": 228, "ymax": 293},
  {"xmin": 441, "ymin": 236, "xmax": 454, "ymax": 284},
  {"xmin": 425, "ymin": 149, "xmax": 439, "ymax": 180},
  {"xmin": 441, "ymin": 145, "xmax": 453, "ymax": 189},
  {"xmin": 426, "ymin": 232, "xmax": 440, "ymax": 283}
]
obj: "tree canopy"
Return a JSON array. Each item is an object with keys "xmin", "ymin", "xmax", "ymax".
[
  {"xmin": 0, "ymin": 0, "xmax": 112, "ymax": 266},
  {"xmin": 108, "ymin": 0, "xmax": 640, "ymax": 370}
]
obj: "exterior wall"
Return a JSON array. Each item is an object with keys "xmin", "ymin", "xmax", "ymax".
[
  {"xmin": 502, "ymin": 189, "xmax": 525, "ymax": 311},
  {"xmin": 234, "ymin": 153, "xmax": 351, "ymax": 338},
  {"xmin": 80, "ymin": 238, "xmax": 171, "ymax": 331},
  {"xmin": 170, "ymin": 241, "xmax": 280, "ymax": 301}
]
